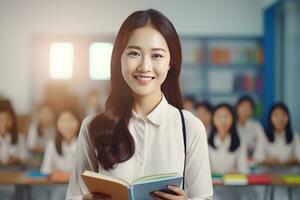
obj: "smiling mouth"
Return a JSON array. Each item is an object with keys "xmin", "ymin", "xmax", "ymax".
[{"xmin": 134, "ymin": 75, "xmax": 155, "ymax": 80}]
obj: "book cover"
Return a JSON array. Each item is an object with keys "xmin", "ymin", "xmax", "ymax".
[
  {"xmin": 247, "ymin": 174, "xmax": 271, "ymax": 185},
  {"xmin": 223, "ymin": 174, "xmax": 248, "ymax": 185},
  {"xmin": 81, "ymin": 170, "xmax": 183, "ymax": 200},
  {"xmin": 282, "ymin": 175, "xmax": 300, "ymax": 185}
]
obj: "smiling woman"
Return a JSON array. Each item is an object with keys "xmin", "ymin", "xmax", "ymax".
[{"xmin": 66, "ymin": 9, "xmax": 213, "ymax": 200}]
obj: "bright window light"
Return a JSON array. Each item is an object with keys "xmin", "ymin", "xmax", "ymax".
[
  {"xmin": 49, "ymin": 42, "xmax": 74, "ymax": 79},
  {"xmin": 89, "ymin": 42, "xmax": 113, "ymax": 80}
]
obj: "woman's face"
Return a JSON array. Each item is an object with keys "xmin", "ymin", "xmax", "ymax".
[
  {"xmin": 237, "ymin": 101, "xmax": 253, "ymax": 122},
  {"xmin": 121, "ymin": 26, "xmax": 171, "ymax": 98},
  {"xmin": 271, "ymin": 107, "xmax": 288, "ymax": 132},
  {"xmin": 0, "ymin": 111, "xmax": 13, "ymax": 134},
  {"xmin": 213, "ymin": 107, "xmax": 233, "ymax": 135},
  {"xmin": 37, "ymin": 106, "xmax": 55, "ymax": 126},
  {"xmin": 57, "ymin": 111, "xmax": 79, "ymax": 141}
]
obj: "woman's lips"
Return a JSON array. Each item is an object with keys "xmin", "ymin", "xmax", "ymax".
[{"xmin": 134, "ymin": 75, "xmax": 155, "ymax": 85}]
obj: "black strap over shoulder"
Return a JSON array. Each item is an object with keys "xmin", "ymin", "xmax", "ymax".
[{"xmin": 178, "ymin": 109, "xmax": 186, "ymax": 190}]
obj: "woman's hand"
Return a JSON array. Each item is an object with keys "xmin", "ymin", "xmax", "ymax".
[
  {"xmin": 83, "ymin": 193, "xmax": 111, "ymax": 200},
  {"xmin": 150, "ymin": 185, "xmax": 187, "ymax": 200}
]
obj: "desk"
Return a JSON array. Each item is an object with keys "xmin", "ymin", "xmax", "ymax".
[{"xmin": 0, "ymin": 171, "xmax": 69, "ymax": 200}]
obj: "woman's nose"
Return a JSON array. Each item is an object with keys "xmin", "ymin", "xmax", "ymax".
[{"xmin": 137, "ymin": 55, "xmax": 152, "ymax": 72}]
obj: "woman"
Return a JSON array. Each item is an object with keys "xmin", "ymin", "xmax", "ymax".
[
  {"xmin": 208, "ymin": 104, "xmax": 248, "ymax": 174},
  {"xmin": 67, "ymin": 9, "xmax": 212, "ymax": 200},
  {"xmin": 254, "ymin": 103, "xmax": 300, "ymax": 165}
]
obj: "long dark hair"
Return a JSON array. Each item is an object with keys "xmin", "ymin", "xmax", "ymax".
[
  {"xmin": 89, "ymin": 9, "xmax": 183, "ymax": 170},
  {"xmin": 265, "ymin": 102, "xmax": 293, "ymax": 144},
  {"xmin": 208, "ymin": 103, "xmax": 240, "ymax": 152},
  {"xmin": 0, "ymin": 99, "xmax": 18, "ymax": 145},
  {"xmin": 55, "ymin": 108, "xmax": 81, "ymax": 155}
]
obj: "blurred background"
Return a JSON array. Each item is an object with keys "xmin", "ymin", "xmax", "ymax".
[{"xmin": 0, "ymin": 0, "xmax": 299, "ymax": 199}]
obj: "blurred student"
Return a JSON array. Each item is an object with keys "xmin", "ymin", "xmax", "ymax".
[
  {"xmin": 85, "ymin": 89, "xmax": 103, "ymax": 116},
  {"xmin": 182, "ymin": 95, "xmax": 195, "ymax": 113},
  {"xmin": 40, "ymin": 107, "xmax": 80, "ymax": 174},
  {"xmin": 208, "ymin": 104, "xmax": 252, "ymax": 200},
  {"xmin": 235, "ymin": 95, "xmax": 265, "ymax": 156},
  {"xmin": 208, "ymin": 103, "xmax": 248, "ymax": 174},
  {"xmin": 39, "ymin": 107, "xmax": 81, "ymax": 200},
  {"xmin": 27, "ymin": 103, "xmax": 56, "ymax": 154},
  {"xmin": 254, "ymin": 103, "xmax": 300, "ymax": 166},
  {"xmin": 0, "ymin": 99, "xmax": 28, "ymax": 165},
  {"xmin": 195, "ymin": 101, "xmax": 213, "ymax": 135}
]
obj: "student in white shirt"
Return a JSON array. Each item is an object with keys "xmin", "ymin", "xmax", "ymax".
[
  {"xmin": 27, "ymin": 102, "xmax": 56, "ymax": 155},
  {"xmin": 0, "ymin": 99, "xmax": 28, "ymax": 200},
  {"xmin": 37, "ymin": 107, "xmax": 81, "ymax": 200},
  {"xmin": 208, "ymin": 103, "xmax": 248, "ymax": 174},
  {"xmin": 254, "ymin": 102, "xmax": 300, "ymax": 165},
  {"xmin": 208, "ymin": 104, "xmax": 251, "ymax": 200},
  {"xmin": 40, "ymin": 107, "xmax": 80, "ymax": 174},
  {"xmin": 195, "ymin": 101, "xmax": 213, "ymax": 136},
  {"xmin": 0, "ymin": 99, "xmax": 28, "ymax": 165},
  {"xmin": 67, "ymin": 9, "xmax": 213, "ymax": 200},
  {"xmin": 235, "ymin": 95, "xmax": 265, "ymax": 157}
]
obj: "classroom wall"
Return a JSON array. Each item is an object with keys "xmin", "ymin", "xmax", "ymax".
[{"xmin": 0, "ymin": 0, "xmax": 263, "ymax": 114}]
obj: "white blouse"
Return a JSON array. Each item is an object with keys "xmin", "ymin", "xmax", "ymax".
[
  {"xmin": 254, "ymin": 132, "xmax": 300, "ymax": 163},
  {"xmin": 0, "ymin": 134, "xmax": 28, "ymax": 164},
  {"xmin": 26, "ymin": 122, "xmax": 56, "ymax": 150},
  {"xmin": 237, "ymin": 119, "xmax": 265, "ymax": 153},
  {"xmin": 40, "ymin": 139, "xmax": 77, "ymax": 174},
  {"xmin": 208, "ymin": 135, "xmax": 249, "ymax": 174},
  {"xmin": 66, "ymin": 96, "xmax": 213, "ymax": 200}
]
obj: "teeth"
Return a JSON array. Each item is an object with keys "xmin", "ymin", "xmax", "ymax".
[{"xmin": 136, "ymin": 76, "xmax": 153, "ymax": 80}]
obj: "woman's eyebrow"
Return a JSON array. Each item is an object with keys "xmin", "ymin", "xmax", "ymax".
[{"xmin": 126, "ymin": 45, "xmax": 166, "ymax": 52}]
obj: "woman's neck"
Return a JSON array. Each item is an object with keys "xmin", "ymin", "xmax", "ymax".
[
  {"xmin": 217, "ymin": 131, "xmax": 229, "ymax": 141},
  {"xmin": 132, "ymin": 92, "xmax": 162, "ymax": 117}
]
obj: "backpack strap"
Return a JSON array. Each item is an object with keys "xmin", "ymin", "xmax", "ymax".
[{"xmin": 178, "ymin": 109, "xmax": 186, "ymax": 190}]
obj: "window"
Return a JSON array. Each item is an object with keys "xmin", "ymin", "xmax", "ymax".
[
  {"xmin": 49, "ymin": 42, "xmax": 74, "ymax": 79},
  {"xmin": 89, "ymin": 42, "xmax": 113, "ymax": 80}
]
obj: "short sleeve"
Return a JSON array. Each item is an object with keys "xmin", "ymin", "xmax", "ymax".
[
  {"xmin": 66, "ymin": 115, "xmax": 99, "ymax": 200},
  {"xmin": 183, "ymin": 110, "xmax": 213, "ymax": 200}
]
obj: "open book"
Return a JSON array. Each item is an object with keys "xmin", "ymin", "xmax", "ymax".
[{"xmin": 81, "ymin": 170, "xmax": 183, "ymax": 200}]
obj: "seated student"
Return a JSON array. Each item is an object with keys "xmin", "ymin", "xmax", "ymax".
[
  {"xmin": 38, "ymin": 107, "xmax": 81, "ymax": 200},
  {"xmin": 40, "ymin": 107, "xmax": 81, "ymax": 174},
  {"xmin": 208, "ymin": 103, "xmax": 248, "ymax": 174},
  {"xmin": 254, "ymin": 102, "xmax": 300, "ymax": 166},
  {"xmin": 235, "ymin": 95, "xmax": 265, "ymax": 156},
  {"xmin": 195, "ymin": 101, "xmax": 213, "ymax": 135},
  {"xmin": 27, "ymin": 102, "xmax": 56, "ymax": 154},
  {"xmin": 0, "ymin": 99, "xmax": 28, "ymax": 166}
]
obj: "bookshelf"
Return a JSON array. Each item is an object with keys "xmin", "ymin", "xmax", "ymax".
[{"xmin": 180, "ymin": 36, "xmax": 264, "ymax": 119}]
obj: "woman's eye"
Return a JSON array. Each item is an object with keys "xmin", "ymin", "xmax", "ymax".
[
  {"xmin": 128, "ymin": 51, "xmax": 140, "ymax": 57},
  {"xmin": 152, "ymin": 54, "xmax": 163, "ymax": 59}
]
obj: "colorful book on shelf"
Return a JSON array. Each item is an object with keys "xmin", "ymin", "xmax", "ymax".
[
  {"xmin": 247, "ymin": 174, "xmax": 271, "ymax": 185},
  {"xmin": 282, "ymin": 175, "xmax": 300, "ymax": 184},
  {"xmin": 223, "ymin": 174, "xmax": 248, "ymax": 185},
  {"xmin": 81, "ymin": 170, "xmax": 183, "ymax": 200},
  {"xmin": 212, "ymin": 174, "xmax": 223, "ymax": 185}
]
